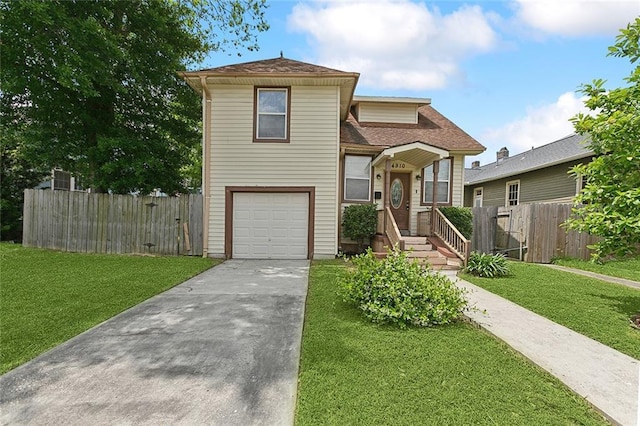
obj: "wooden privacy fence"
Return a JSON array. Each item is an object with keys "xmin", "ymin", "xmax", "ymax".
[
  {"xmin": 22, "ymin": 189, "xmax": 203, "ymax": 256},
  {"xmin": 472, "ymin": 203, "xmax": 600, "ymax": 263}
]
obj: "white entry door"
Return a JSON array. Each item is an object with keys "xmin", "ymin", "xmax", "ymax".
[{"xmin": 232, "ymin": 192, "xmax": 308, "ymax": 259}]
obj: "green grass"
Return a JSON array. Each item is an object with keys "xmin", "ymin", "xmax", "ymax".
[
  {"xmin": 0, "ymin": 243, "xmax": 217, "ymax": 374},
  {"xmin": 553, "ymin": 256, "xmax": 640, "ymax": 282},
  {"xmin": 295, "ymin": 260, "xmax": 608, "ymax": 425},
  {"xmin": 461, "ymin": 262, "xmax": 640, "ymax": 360}
]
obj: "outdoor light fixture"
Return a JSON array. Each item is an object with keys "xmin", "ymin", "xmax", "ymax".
[
  {"xmin": 415, "ymin": 175, "xmax": 422, "ymax": 180},
  {"xmin": 376, "ymin": 174, "xmax": 382, "ymax": 180}
]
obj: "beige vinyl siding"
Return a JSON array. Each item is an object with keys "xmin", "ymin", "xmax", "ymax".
[
  {"xmin": 208, "ymin": 85, "xmax": 340, "ymax": 257},
  {"xmin": 464, "ymin": 158, "xmax": 591, "ymax": 207},
  {"xmin": 451, "ymin": 155, "xmax": 464, "ymax": 206},
  {"xmin": 357, "ymin": 103, "xmax": 417, "ymax": 124}
]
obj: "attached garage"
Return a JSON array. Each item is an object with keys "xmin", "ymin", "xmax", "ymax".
[{"xmin": 227, "ymin": 189, "xmax": 314, "ymax": 259}]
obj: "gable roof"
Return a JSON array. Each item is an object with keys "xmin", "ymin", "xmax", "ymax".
[
  {"xmin": 180, "ymin": 56, "xmax": 359, "ymax": 120},
  {"xmin": 194, "ymin": 57, "xmax": 352, "ymax": 75},
  {"xmin": 465, "ymin": 133, "xmax": 593, "ymax": 185},
  {"xmin": 340, "ymin": 104, "xmax": 485, "ymax": 154}
]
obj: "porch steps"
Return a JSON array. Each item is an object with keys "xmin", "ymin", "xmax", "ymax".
[{"xmin": 375, "ymin": 235, "xmax": 461, "ymax": 271}]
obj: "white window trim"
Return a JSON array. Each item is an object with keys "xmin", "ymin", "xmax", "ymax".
[
  {"xmin": 505, "ymin": 180, "xmax": 520, "ymax": 206},
  {"xmin": 344, "ymin": 155, "xmax": 372, "ymax": 202},
  {"xmin": 474, "ymin": 187, "xmax": 483, "ymax": 207},
  {"xmin": 423, "ymin": 158, "xmax": 451, "ymax": 204},
  {"xmin": 575, "ymin": 174, "xmax": 587, "ymax": 195},
  {"xmin": 256, "ymin": 88, "xmax": 288, "ymax": 140}
]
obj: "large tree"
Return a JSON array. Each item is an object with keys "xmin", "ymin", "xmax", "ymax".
[
  {"xmin": 0, "ymin": 0, "xmax": 268, "ymax": 194},
  {"xmin": 568, "ymin": 17, "xmax": 640, "ymax": 260}
]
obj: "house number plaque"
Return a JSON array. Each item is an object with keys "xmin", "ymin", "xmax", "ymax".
[{"xmin": 391, "ymin": 161, "xmax": 409, "ymax": 169}]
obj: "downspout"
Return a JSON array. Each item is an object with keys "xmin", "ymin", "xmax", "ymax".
[{"xmin": 200, "ymin": 76, "xmax": 212, "ymax": 258}]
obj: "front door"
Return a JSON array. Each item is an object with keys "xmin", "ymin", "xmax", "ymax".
[{"xmin": 390, "ymin": 173, "xmax": 410, "ymax": 231}]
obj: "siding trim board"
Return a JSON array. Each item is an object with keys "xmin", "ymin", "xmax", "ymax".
[{"xmin": 224, "ymin": 186, "xmax": 316, "ymax": 259}]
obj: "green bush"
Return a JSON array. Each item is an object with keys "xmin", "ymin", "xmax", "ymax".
[
  {"xmin": 342, "ymin": 203, "xmax": 378, "ymax": 252},
  {"xmin": 466, "ymin": 251, "xmax": 510, "ymax": 278},
  {"xmin": 439, "ymin": 206, "xmax": 473, "ymax": 239},
  {"xmin": 339, "ymin": 247, "xmax": 467, "ymax": 328}
]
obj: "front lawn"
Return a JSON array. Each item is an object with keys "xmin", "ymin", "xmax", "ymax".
[
  {"xmin": 553, "ymin": 256, "xmax": 640, "ymax": 282},
  {"xmin": 0, "ymin": 243, "xmax": 217, "ymax": 374},
  {"xmin": 295, "ymin": 260, "xmax": 607, "ymax": 425},
  {"xmin": 461, "ymin": 261, "xmax": 640, "ymax": 360}
]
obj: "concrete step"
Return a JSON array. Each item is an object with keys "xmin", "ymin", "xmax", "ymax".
[
  {"xmin": 401, "ymin": 236, "xmax": 428, "ymax": 245},
  {"xmin": 405, "ymin": 243, "xmax": 432, "ymax": 251},
  {"xmin": 406, "ymin": 250, "xmax": 442, "ymax": 259}
]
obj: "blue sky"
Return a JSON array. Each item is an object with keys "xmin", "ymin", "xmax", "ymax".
[{"xmin": 199, "ymin": 0, "xmax": 639, "ymax": 166}]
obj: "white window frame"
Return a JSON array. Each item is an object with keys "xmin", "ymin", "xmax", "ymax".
[
  {"xmin": 255, "ymin": 88, "xmax": 288, "ymax": 141},
  {"xmin": 423, "ymin": 158, "xmax": 451, "ymax": 204},
  {"xmin": 505, "ymin": 180, "xmax": 520, "ymax": 206},
  {"xmin": 473, "ymin": 187, "xmax": 483, "ymax": 207},
  {"xmin": 343, "ymin": 155, "xmax": 372, "ymax": 202},
  {"xmin": 575, "ymin": 174, "xmax": 588, "ymax": 195}
]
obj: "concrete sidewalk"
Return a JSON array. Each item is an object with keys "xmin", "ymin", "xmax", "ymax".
[
  {"xmin": 442, "ymin": 270, "xmax": 639, "ymax": 426},
  {"xmin": 0, "ymin": 260, "xmax": 309, "ymax": 426},
  {"xmin": 542, "ymin": 264, "xmax": 640, "ymax": 290}
]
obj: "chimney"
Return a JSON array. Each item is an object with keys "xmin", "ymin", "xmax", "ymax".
[
  {"xmin": 497, "ymin": 147, "xmax": 509, "ymax": 163},
  {"xmin": 471, "ymin": 160, "xmax": 480, "ymax": 169}
]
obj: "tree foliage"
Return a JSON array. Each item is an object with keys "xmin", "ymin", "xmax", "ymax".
[
  {"xmin": 0, "ymin": 0, "xmax": 268, "ymax": 194},
  {"xmin": 0, "ymin": 126, "xmax": 50, "ymax": 241},
  {"xmin": 567, "ymin": 17, "xmax": 640, "ymax": 260}
]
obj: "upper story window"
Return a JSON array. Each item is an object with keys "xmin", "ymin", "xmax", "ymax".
[
  {"xmin": 506, "ymin": 180, "xmax": 520, "ymax": 206},
  {"xmin": 344, "ymin": 155, "xmax": 371, "ymax": 202},
  {"xmin": 255, "ymin": 88, "xmax": 289, "ymax": 142},
  {"xmin": 423, "ymin": 158, "xmax": 451, "ymax": 204}
]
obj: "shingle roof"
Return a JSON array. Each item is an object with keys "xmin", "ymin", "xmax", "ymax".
[
  {"xmin": 340, "ymin": 105, "xmax": 485, "ymax": 153},
  {"xmin": 195, "ymin": 56, "xmax": 354, "ymax": 75},
  {"xmin": 465, "ymin": 133, "xmax": 593, "ymax": 184}
]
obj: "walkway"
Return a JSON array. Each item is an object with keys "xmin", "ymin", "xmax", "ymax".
[
  {"xmin": 441, "ymin": 270, "xmax": 639, "ymax": 426},
  {"xmin": 0, "ymin": 260, "xmax": 310, "ymax": 426},
  {"xmin": 542, "ymin": 264, "xmax": 640, "ymax": 290}
]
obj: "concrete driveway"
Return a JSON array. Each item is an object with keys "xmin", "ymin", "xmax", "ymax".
[{"xmin": 0, "ymin": 260, "xmax": 309, "ymax": 425}]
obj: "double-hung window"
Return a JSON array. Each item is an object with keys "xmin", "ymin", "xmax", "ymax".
[
  {"xmin": 255, "ymin": 88, "xmax": 289, "ymax": 142},
  {"xmin": 344, "ymin": 155, "xmax": 371, "ymax": 201},
  {"xmin": 506, "ymin": 180, "xmax": 520, "ymax": 206},
  {"xmin": 423, "ymin": 158, "xmax": 451, "ymax": 204}
]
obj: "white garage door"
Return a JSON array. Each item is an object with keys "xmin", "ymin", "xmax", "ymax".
[{"xmin": 233, "ymin": 192, "xmax": 309, "ymax": 259}]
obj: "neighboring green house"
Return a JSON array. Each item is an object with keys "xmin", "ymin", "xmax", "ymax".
[{"xmin": 464, "ymin": 134, "xmax": 593, "ymax": 208}]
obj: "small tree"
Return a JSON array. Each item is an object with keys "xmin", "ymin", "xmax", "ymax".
[
  {"xmin": 342, "ymin": 204, "xmax": 378, "ymax": 253},
  {"xmin": 567, "ymin": 17, "xmax": 640, "ymax": 260}
]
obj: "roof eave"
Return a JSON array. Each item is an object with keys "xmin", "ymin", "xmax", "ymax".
[{"xmin": 464, "ymin": 151, "xmax": 594, "ymax": 185}]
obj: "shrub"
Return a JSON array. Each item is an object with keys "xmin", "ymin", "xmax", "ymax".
[
  {"xmin": 466, "ymin": 251, "xmax": 510, "ymax": 278},
  {"xmin": 439, "ymin": 206, "xmax": 473, "ymax": 239},
  {"xmin": 339, "ymin": 247, "xmax": 467, "ymax": 328},
  {"xmin": 342, "ymin": 203, "xmax": 378, "ymax": 252}
]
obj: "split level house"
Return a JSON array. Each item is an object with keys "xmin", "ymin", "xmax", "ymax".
[
  {"xmin": 464, "ymin": 133, "xmax": 593, "ymax": 208},
  {"xmin": 181, "ymin": 57, "xmax": 485, "ymax": 262}
]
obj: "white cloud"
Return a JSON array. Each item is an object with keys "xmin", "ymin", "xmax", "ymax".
[
  {"xmin": 513, "ymin": 0, "xmax": 640, "ymax": 37},
  {"xmin": 475, "ymin": 92, "xmax": 588, "ymax": 165},
  {"xmin": 287, "ymin": 0, "xmax": 499, "ymax": 90}
]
